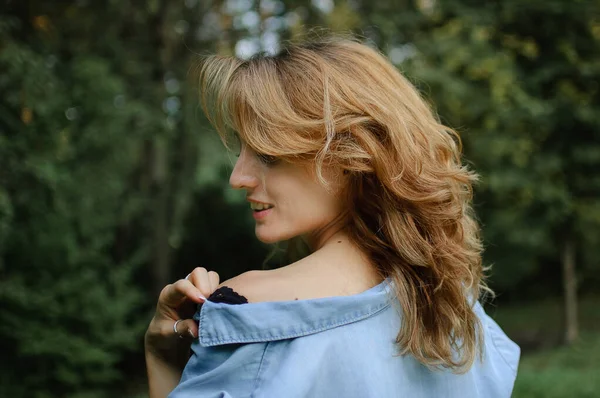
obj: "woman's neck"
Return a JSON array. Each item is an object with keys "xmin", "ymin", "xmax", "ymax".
[{"xmin": 280, "ymin": 232, "xmax": 383, "ymax": 295}]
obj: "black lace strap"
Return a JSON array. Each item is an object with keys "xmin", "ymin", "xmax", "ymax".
[{"xmin": 207, "ymin": 286, "xmax": 249, "ymax": 304}]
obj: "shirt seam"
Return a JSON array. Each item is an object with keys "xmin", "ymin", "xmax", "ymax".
[
  {"xmin": 251, "ymin": 342, "xmax": 271, "ymax": 398},
  {"xmin": 201, "ymin": 302, "xmax": 391, "ymax": 346}
]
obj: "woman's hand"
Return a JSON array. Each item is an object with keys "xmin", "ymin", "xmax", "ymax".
[
  {"xmin": 145, "ymin": 267, "xmax": 220, "ymax": 368},
  {"xmin": 145, "ymin": 267, "xmax": 220, "ymax": 398}
]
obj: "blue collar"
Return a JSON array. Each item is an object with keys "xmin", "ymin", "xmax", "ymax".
[{"xmin": 194, "ymin": 277, "xmax": 394, "ymax": 347}]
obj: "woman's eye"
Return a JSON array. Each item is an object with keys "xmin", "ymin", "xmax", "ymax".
[
  {"xmin": 257, "ymin": 153, "xmax": 279, "ymax": 165},
  {"xmin": 231, "ymin": 133, "xmax": 242, "ymax": 157}
]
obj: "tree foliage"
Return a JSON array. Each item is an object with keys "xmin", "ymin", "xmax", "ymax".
[{"xmin": 0, "ymin": 14, "xmax": 148, "ymax": 397}]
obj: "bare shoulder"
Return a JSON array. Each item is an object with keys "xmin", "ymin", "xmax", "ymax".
[
  {"xmin": 217, "ymin": 251, "xmax": 383, "ymax": 303},
  {"xmin": 218, "ymin": 269, "xmax": 290, "ymax": 303}
]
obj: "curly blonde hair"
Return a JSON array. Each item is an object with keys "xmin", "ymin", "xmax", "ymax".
[{"xmin": 197, "ymin": 36, "xmax": 491, "ymax": 372}]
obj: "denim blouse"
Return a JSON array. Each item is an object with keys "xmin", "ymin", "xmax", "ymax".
[{"xmin": 168, "ymin": 278, "xmax": 520, "ymax": 398}]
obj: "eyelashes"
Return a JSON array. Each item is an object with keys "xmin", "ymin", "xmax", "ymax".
[
  {"xmin": 233, "ymin": 148, "xmax": 279, "ymax": 166},
  {"xmin": 232, "ymin": 133, "xmax": 242, "ymax": 157},
  {"xmin": 231, "ymin": 134, "xmax": 279, "ymax": 165},
  {"xmin": 256, "ymin": 153, "xmax": 279, "ymax": 165}
]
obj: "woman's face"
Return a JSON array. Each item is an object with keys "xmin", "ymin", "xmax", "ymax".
[{"xmin": 229, "ymin": 140, "xmax": 345, "ymax": 248}]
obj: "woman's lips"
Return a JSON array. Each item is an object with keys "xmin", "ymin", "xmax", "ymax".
[{"xmin": 252, "ymin": 207, "xmax": 273, "ymax": 220}]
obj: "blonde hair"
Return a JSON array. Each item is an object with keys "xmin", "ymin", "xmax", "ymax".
[{"xmin": 197, "ymin": 36, "xmax": 491, "ymax": 372}]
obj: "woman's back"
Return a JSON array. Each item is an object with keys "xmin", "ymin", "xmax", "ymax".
[{"xmin": 167, "ymin": 277, "xmax": 519, "ymax": 398}]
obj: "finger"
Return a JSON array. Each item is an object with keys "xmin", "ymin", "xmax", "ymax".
[
  {"xmin": 177, "ymin": 296, "xmax": 200, "ymax": 320},
  {"xmin": 173, "ymin": 318, "xmax": 199, "ymax": 340},
  {"xmin": 208, "ymin": 271, "xmax": 220, "ymax": 293},
  {"xmin": 188, "ymin": 267, "xmax": 215, "ymax": 298},
  {"xmin": 159, "ymin": 279, "xmax": 206, "ymax": 308}
]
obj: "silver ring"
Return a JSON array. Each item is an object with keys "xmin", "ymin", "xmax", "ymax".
[{"xmin": 173, "ymin": 319, "xmax": 184, "ymax": 338}]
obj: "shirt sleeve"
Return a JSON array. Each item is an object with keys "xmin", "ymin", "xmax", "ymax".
[{"xmin": 167, "ymin": 341, "xmax": 267, "ymax": 398}]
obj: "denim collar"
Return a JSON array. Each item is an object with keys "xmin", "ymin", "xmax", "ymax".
[{"xmin": 194, "ymin": 277, "xmax": 394, "ymax": 347}]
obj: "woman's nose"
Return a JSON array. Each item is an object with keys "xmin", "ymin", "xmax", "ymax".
[{"xmin": 229, "ymin": 150, "xmax": 259, "ymax": 190}]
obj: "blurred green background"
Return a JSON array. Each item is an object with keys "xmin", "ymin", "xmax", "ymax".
[{"xmin": 1, "ymin": 0, "xmax": 599, "ymax": 397}]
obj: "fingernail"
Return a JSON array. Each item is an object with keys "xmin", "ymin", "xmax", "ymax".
[
  {"xmin": 198, "ymin": 294, "xmax": 206, "ymax": 301},
  {"xmin": 188, "ymin": 329, "xmax": 196, "ymax": 339}
]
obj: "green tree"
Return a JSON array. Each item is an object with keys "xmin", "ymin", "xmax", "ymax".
[
  {"xmin": 0, "ymin": 0, "xmax": 276, "ymax": 394},
  {"xmin": 0, "ymin": 15, "xmax": 148, "ymax": 397}
]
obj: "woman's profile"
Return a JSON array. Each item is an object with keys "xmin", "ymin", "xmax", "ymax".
[{"xmin": 145, "ymin": 35, "xmax": 520, "ymax": 398}]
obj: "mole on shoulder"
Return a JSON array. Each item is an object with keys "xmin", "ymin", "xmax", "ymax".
[{"xmin": 337, "ymin": 240, "xmax": 342, "ymax": 243}]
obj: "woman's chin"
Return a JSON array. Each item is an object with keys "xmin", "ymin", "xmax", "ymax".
[
  {"xmin": 254, "ymin": 230, "xmax": 281, "ymax": 244},
  {"xmin": 255, "ymin": 225, "xmax": 298, "ymax": 244}
]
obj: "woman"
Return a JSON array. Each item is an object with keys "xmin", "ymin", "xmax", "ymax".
[{"xmin": 145, "ymin": 36, "xmax": 520, "ymax": 397}]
